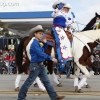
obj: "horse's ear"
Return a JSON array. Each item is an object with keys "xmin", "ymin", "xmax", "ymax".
[{"xmin": 95, "ymin": 12, "xmax": 98, "ymax": 17}]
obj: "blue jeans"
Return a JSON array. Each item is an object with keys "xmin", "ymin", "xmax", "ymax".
[
  {"xmin": 7, "ymin": 66, "xmax": 13, "ymax": 73},
  {"xmin": 66, "ymin": 66, "xmax": 71, "ymax": 77},
  {"xmin": 18, "ymin": 63, "xmax": 58, "ymax": 100},
  {"xmin": 58, "ymin": 65, "xmax": 71, "ymax": 77},
  {"xmin": 9, "ymin": 66, "xmax": 14, "ymax": 73}
]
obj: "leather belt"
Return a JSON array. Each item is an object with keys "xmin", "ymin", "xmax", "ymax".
[{"xmin": 32, "ymin": 62, "xmax": 43, "ymax": 66}]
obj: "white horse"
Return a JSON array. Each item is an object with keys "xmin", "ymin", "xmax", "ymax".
[
  {"xmin": 16, "ymin": 29, "xmax": 100, "ymax": 93},
  {"xmin": 45, "ymin": 28, "xmax": 99, "ymax": 93},
  {"xmin": 69, "ymin": 30, "xmax": 100, "ymax": 92}
]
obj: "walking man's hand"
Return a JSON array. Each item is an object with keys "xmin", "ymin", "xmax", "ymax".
[{"xmin": 52, "ymin": 58, "xmax": 58, "ymax": 63}]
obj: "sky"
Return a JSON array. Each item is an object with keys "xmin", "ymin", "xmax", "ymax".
[{"xmin": 0, "ymin": 0, "xmax": 100, "ymax": 30}]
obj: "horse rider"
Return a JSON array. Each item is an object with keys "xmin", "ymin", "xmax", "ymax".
[
  {"xmin": 17, "ymin": 25, "xmax": 65, "ymax": 100},
  {"xmin": 52, "ymin": 1, "xmax": 75, "ymax": 32},
  {"xmin": 51, "ymin": 0, "xmax": 75, "ymax": 72}
]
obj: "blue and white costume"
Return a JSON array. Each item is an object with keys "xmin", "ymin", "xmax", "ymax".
[
  {"xmin": 52, "ymin": 8, "xmax": 74, "ymax": 27},
  {"xmin": 52, "ymin": 2, "xmax": 74, "ymax": 70}
]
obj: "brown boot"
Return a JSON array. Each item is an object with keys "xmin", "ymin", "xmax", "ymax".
[{"xmin": 55, "ymin": 96, "xmax": 65, "ymax": 100}]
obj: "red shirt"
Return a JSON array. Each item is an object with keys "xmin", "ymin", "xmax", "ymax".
[{"xmin": 4, "ymin": 55, "xmax": 10, "ymax": 61}]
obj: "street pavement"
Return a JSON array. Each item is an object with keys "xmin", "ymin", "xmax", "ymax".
[
  {"xmin": 0, "ymin": 94, "xmax": 100, "ymax": 100},
  {"xmin": 0, "ymin": 74, "xmax": 100, "ymax": 100}
]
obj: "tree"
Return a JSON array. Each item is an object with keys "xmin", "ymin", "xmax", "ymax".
[{"xmin": 0, "ymin": 22, "xmax": 9, "ymax": 36}]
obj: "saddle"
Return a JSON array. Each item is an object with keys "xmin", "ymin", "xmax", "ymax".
[
  {"xmin": 44, "ymin": 31, "xmax": 55, "ymax": 46},
  {"xmin": 64, "ymin": 27, "xmax": 73, "ymax": 41},
  {"xmin": 44, "ymin": 29, "xmax": 73, "ymax": 46},
  {"xmin": 65, "ymin": 31, "xmax": 73, "ymax": 41}
]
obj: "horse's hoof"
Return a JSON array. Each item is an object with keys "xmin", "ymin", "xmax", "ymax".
[
  {"xmin": 15, "ymin": 87, "xmax": 19, "ymax": 91},
  {"xmin": 42, "ymin": 90, "xmax": 47, "ymax": 93},
  {"xmin": 57, "ymin": 83, "xmax": 62, "ymax": 87},
  {"xmin": 75, "ymin": 86, "xmax": 78, "ymax": 92},
  {"xmin": 78, "ymin": 89, "xmax": 83, "ymax": 93},
  {"xmin": 86, "ymin": 84, "xmax": 91, "ymax": 88},
  {"xmin": 34, "ymin": 83, "xmax": 38, "ymax": 87}
]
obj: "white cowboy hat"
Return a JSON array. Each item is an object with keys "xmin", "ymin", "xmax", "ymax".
[
  {"xmin": 63, "ymin": 3, "xmax": 71, "ymax": 9},
  {"xmin": 52, "ymin": 0, "xmax": 66, "ymax": 9},
  {"xmin": 28, "ymin": 25, "xmax": 44, "ymax": 36}
]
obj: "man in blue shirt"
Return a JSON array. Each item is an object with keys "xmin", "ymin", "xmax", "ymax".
[{"xmin": 17, "ymin": 25, "xmax": 65, "ymax": 100}]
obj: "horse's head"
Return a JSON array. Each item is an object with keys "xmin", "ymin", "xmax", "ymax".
[
  {"xmin": 95, "ymin": 13, "xmax": 100, "ymax": 25},
  {"xmin": 82, "ymin": 12, "xmax": 100, "ymax": 31},
  {"xmin": 95, "ymin": 12, "xmax": 100, "ymax": 20}
]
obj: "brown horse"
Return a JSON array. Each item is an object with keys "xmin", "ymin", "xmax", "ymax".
[
  {"xmin": 15, "ymin": 32, "xmax": 63, "ymax": 87},
  {"xmin": 16, "ymin": 28, "xmax": 100, "ymax": 93}
]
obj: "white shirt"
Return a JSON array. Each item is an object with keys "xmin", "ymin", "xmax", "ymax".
[{"xmin": 52, "ymin": 8, "xmax": 74, "ymax": 27}]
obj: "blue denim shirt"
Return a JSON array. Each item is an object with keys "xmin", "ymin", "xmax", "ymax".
[{"xmin": 30, "ymin": 39, "xmax": 52, "ymax": 63}]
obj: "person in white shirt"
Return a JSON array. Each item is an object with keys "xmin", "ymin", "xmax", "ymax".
[
  {"xmin": 51, "ymin": 1, "xmax": 75, "ymax": 75},
  {"xmin": 52, "ymin": 0, "xmax": 66, "ymax": 27},
  {"xmin": 52, "ymin": 3, "xmax": 75, "ymax": 28}
]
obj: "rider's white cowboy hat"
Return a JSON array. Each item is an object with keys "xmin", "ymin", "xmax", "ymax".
[
  {"xmin": 28, "ymin": 25, "xmax": 44, "ymax": 36},
  {"xmin": 63, "ymin": 3, "xmax": 71, "ymax": 9},
  {"xmin": 52, "ymin": 0, "xmax": 66, "ymax": 9}
]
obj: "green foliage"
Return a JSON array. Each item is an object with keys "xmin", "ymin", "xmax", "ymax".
[
  {"xmin": 0, "ymin": 22, "xmax": 9, "ymax": 36},
  {"xmin": 0, "ymin": 22, "xmax": 21, "ymax": 37}
]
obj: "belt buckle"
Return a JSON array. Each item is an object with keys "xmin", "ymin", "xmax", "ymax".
[{"xmin": 40, "ymin": 62, "xmax": 43, "ymax": 66}]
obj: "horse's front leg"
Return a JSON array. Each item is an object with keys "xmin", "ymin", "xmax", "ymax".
[
  {"xmin": 74, "ymin": 63, "xmax": 80, "ymax": 92},
  {"xmin": 75, "ymin": 62, "xmax": 90, "ymax": 93},
  {"xmin": 78, "ymin": 72, "xmax": 91, "ymax": 88}
]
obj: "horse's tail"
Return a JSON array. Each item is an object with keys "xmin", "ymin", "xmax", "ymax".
[{"xmin": 16, "ymin": 36, "xmax": 29, "ymax": 74}]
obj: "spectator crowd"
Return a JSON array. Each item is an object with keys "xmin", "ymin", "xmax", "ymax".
[
  {"xmin": 0, "ymin": 47, "xmax": 16, "ymax": 74},
  {"xmin": 90, "ymin": 50, "xmax": 100, "ymax": 75},
  {"xmin": 0, "ymin": 45, "xmax": 100, "ymax": 75}
]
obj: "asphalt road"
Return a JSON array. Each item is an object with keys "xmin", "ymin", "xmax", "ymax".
[
  {"xmin": 0, "ymin": 94, "xmax": 100, "ymax": 100},
  {"xmin": 0, "ymin": 75, "xmax": 100, "ymax": 100}
]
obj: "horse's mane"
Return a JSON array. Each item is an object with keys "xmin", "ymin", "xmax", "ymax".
[
  {"xmin": 82, "ymin": 13, "xmax": 100, "ymax": 31},
  {"xmin": 74, "ymin": 30, "xmax": 100, "ymax": 42},
  {"xmin": 82, "ymin": 17, "xmax": 96, "ymax": 31}
]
